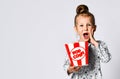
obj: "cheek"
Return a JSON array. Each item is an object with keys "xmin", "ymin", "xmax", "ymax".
[
  {"xmin": 88, "ymin": 28, "xmax": 95, "ymax": 35},
  {"xmin": 77, "ymin": 29, "xmax": 83, "ymax": 35},
  {"xmin": 88, "ymin": 27, "xmax": 94, "ymax": 32},
  {"xmin": 76, "ymin": 27, "xmax": 82, "ymax": 33}
]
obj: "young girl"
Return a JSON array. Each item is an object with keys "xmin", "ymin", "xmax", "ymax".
[{"xmin": 63, "ymin": 4, "xmax": 111, "ymax": 79}]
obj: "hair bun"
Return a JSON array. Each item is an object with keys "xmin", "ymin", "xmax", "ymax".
[{"xmin": 76, "ymin": 4, "xmax": 89, "ymax": 14}]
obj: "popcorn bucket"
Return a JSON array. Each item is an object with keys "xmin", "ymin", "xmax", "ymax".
[{"xmin": 65, "ymin": 42, "xmax": 88, "ymax": 66}]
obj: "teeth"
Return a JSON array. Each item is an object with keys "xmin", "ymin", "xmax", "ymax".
[{"xmin": 83, "ymin": 33, "xmax": 88, "ymax": 36}]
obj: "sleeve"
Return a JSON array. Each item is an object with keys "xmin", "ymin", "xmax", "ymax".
[
  {"xmin": 96, "ymin": 41, "xmax": 112, "ymax": 63},
  {"xmin": 63, "ymin": 54, "xmax": 73, "ymax": 77},
  {"xmin": 63, "ymin": 54, "xmax": 69, "ymax": 73}
]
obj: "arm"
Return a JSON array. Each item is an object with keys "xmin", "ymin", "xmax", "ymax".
[
  {"xmin": 63, "ymin": 56, "xmax": 70, "ymax": 74},
  {"xmin": 63, "ymin": 54, "xmax": 81, "ymax": 75},
  {"xmin": 89, "ymin": 29, "xmax": 111, "ymax": 63},
  {"xmin": 96, "ymin": 41, "xmax": 111, "ymax": 63}
]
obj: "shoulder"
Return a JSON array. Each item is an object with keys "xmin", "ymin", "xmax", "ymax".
[
  {"xmin": 97, "ymin": 40, "xmax": 108, "ymax": 48},
  {"xmin": 97, "ymin": 40, "xmax": 105, "ymax": 43},
  {"xmin": 97, "ymin": 40, "xmax": 107, "ymax": 45}
]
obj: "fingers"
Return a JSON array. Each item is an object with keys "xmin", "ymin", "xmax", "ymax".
[
  {"xmin": 68, "ymin": 66, "xmax": 81, "ymax": 73},
  {"xmin": 89, "ymin": 29, "xmax": 95, "ymax": 41},
  {"xmin": 88, "ymin": 29, "xmax": 98, "ymax": 47},
  {"xmin": 89, "ymin": 29, "xmax": 94, "ymax": 37},
  {"xmin": 74, "ymin": 66, "xmax": 81, "ymax": 71}
]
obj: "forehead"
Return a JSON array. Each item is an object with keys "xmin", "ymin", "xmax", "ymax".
[{"xmin": 76, "ymin": 15, "xmax": 91, "ymax": 23}]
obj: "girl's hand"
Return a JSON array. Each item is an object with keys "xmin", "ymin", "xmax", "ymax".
[
  {"xmin": 89, "ymin": 29, "xmax": 98, "ymax": 47},
  {"xmin": 67, "ymin": 64, "xmax": 81, "ymax": 75}
]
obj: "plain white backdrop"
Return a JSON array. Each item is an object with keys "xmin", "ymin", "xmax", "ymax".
[{"xmin": 0, "ymin": 0, "xmax": 120, "ymax": 79}]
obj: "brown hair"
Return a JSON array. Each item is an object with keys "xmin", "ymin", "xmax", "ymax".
[{"xmin": 74, "ymin": 4, "xmax": 95, "ymax": 26}]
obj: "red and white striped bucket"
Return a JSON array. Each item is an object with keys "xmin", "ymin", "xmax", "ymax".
[{"xmin": 65, "ymin": 42, "xmax": 88, "ymax": 66}]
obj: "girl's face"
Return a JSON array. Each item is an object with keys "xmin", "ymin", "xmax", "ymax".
[{"xmin": 74, "ymin": 15, "xmax": 96, "ymax": 42}]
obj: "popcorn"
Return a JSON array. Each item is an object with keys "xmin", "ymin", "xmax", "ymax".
[{"xmin": 65, "ymin": 42, "xmax": 88, "ymax": 66}]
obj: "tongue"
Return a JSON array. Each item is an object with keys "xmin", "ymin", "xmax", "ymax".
[{"xmin": 84, "ymin": 34, "xmax": 89, "ymax": 39}]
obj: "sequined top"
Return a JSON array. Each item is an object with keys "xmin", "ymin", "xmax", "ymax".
[{"xmin": 63, "ymin": 41, "xmax": 111, "ymax": 79}]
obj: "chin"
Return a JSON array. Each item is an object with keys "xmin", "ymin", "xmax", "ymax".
[
  {"xmin": 80, "ymin": 39, "xmax": 89, "ymax": 42},
  {"xmin": 83, "ymin": 39, "xmax": 89, "ymax": 42}
]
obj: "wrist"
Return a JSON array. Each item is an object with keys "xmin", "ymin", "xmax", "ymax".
[
  {"xmin": 67, "ymin": 68, "xmax": 73, "ymax": 75},
  {"xmin": 91, "ymin": 40, "xmax": 98, "ymax": 47}
]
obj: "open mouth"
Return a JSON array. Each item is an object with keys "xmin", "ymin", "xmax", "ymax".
[{"xmin": 83, "ymin": 33, "xmax": 89, "ymax": 39}]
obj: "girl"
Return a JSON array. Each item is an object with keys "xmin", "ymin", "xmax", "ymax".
[{"xmin": 63, "ymin": 4, "xmax": 111, "ymax": 79}]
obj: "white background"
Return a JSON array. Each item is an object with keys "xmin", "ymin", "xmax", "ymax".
[{"xmin": 0, "ymin": 0, "xmax": 119, "ymax": 79}]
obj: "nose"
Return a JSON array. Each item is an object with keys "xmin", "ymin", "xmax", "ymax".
[{"xmin": 84, "ymin": 26, "xmax": 88, "ymax": 31}]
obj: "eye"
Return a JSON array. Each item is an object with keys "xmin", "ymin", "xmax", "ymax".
[
  {"xmin": 79, "ymin": 25, "xmax": 83, "ymax": 27},
  {"xmin": 87, "ymin": 24, "xmax": 92, "ymax": 27}
]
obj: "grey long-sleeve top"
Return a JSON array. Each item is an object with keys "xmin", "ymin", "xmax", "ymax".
[{"xmin": 63, "ymin": 41, "xmax": 111, "ymax": 79}]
